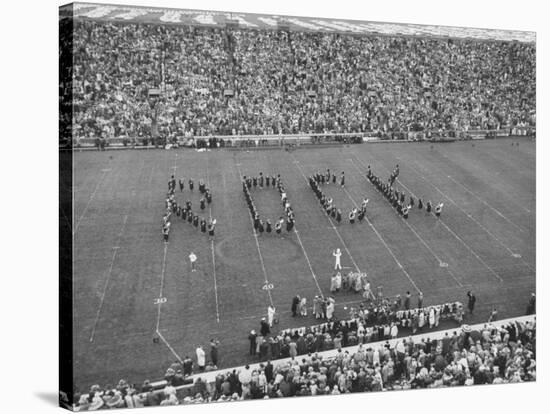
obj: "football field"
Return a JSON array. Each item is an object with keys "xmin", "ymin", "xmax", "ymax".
[{"xmin": 71, "ymin": 137, "xmax": 536, "ymax": 391}]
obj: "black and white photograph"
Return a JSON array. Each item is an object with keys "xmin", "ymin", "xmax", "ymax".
[
  {"xmin": 57, "ymin": 1, "xmax": 540, "ymax": 411},
  {"xmin": 3, "ymin": 0, "xmax": 547, "ymax": 413}
]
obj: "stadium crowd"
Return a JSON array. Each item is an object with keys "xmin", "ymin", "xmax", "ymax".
[
  {"xmin": 69, "ymin": 20, "xmax": 535, "ymax": 143},
  {"xmin": 73, "ymin": 318, "xmax": 535, "ymax": 409}
]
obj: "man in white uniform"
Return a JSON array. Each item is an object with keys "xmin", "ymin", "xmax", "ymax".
[
  {"xmin": 333, "ymin": 248, "xmax": 342, "ymax": 270},
  {"xmin": 189, "ymin": 252, "xmax": 197, "ymax": 272},
  {"xmin": 267, "ymin": 305, "xmax": 276, "ymax": 327}
]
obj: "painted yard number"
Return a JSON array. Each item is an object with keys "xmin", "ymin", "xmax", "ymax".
[
  {"xmin": 154, "ymin": 297, "xmax": 167, "ymax": 305},
  {"xmin": 262, "ymin": 283, "xmax": 274, "ymax": 290}
]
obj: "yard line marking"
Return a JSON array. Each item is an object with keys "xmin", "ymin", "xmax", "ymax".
[
  {"xmin": 349, "ymin": 158, "xmax": 463, "ymax": 288},
  {"xmin": 293, "ymin": 228, "xmax": 324, "ymax": 296},
  {"xmin": 73, "ymin": 169, "xmax": 108, "ymax": 235},
  {"xmin": 383, "ymin": 163, "xmax": 504, "ymax": 283},
  {"xmin": 145, "ymin": 165, "xmax": 155, "ymax": 210},
  {"xmin": 249, "ymin": 152, "xmax": 324, "ymax": 297},
  {"xmin": 443, "ymin": 173, "xmax": 528, "ymax": 233},
  {"xmin": 89, "ymin": 214, "xmax": 128, "ymax": 342},
  {"xmin": 334, "ymin": 166, "xmax": 422, "ymax": 293},
  {"xmin": 235, "ymin": 163, "xmax": 274, "ymax": 307},
  {"xmin": 414, "ymin": 171, "xmax": 532, "ymax": 270},
  {"xmin": 172, "ymin": 152, "xmax": 178, "ymax": 175},
  {"xmin": 155, "ymin": 242, "xmax": 169, "ymax": 332},
  {"xmin": 403, "ymin": 161, "xmax": 532, "ymax": 273},
  {"xmin": 441, "ymin": 148, "xmax": 532, "ymax": 214},
  {"xmin": 291, "ymin": 157, "xmax": 361, "ymax": 275},
  {"xmin": 205, "ymin": 152, "xmax": 221, "ymax": 323},
  {"xmin": 156, "ymin": 330, "xmax": 183, "ymax": 364}
]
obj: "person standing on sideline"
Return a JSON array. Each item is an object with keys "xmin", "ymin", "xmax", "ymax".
[
  {"xmin": 182, "ymin": 355, "xmax": 193, "ymax": 377},
  {"xmin": 260, "ymin": 317, "xmax": 270, "ymax": 336},
  {"xmin": 417, "ymin": 292, "xmax": 424, "ymax": 309},
  {"xmin": 248, "ymin": 330, "xmax": 257, "ymax": 356},
  {"xmin": 291, "ymin": 295, "xmax": 301, "ymax": 317},
  {"xmin": 209, "ymin": 339, "xmax": 220, "ymax": 367},
  {"xmin": 526, "ymin": 293, "xmax": 536, "ymax": 315},
  {"xmin": 299, "ymin": 296, "xmax": 308, "ymax": 317},
  {"xmin": 196, "ymin": 346, "xmax": 206, "ymax": 371},
  {"xmin": 488, "ymin": 307, "xmax": 498, "ymax": 323},
  {"xmin": 467, "ymin": 291, "xmax": 476, "ymax": 315},
  {"xmin": 333, "ymin": 248, "xmax": 342, "ymax": 271},
  {"xmin": 267, "ymin": 305, "xmax": 276, "ymax": 327},
  {"xmin": 404, "ymin": 291, "xmax": 411, "ymax": 310},
  {"xmin": 189, "ymin": 252, "xmax": 197, "ymax": 272}
]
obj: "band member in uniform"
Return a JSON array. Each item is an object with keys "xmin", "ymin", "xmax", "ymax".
[
  {"xmin": 275, "ymin": 218, "xmax": 282, "ymax": 235},
  {"xmin": 207, "ymin": 218, "xmax": 216, "ymax": 239},
  {"xmin": 362, "ymin": 198, "xmax": 369, "ymax": 210},
  {"xmin": 187, "ymin": 210, "xmax": 194, "ymax": 223},
  {"xmin": 402, "ymin": 205, "xmax": 409, "ymax": 219},
  {"xmin": 426, "ymin": 201, "xmax": 432, "ymax": 213},
  {"xmin": 252, "ymin": 176, "xmax": 258, "ymax": 188},
  {"xmin": 188, "ymin": 179, "xmax": 194, "ymax": 191},
  {"xmin": 258, "ymin": 219, "xmax": 265, "ymax": 234},
  {"xmin": 200, "ymin": 217, "xmax": 207, "ymax": 233},
  {"xmin": 349, "ymin": 208, "xmax": 357, "ymax": 224},
  {"xmin": 340, "ymin": 171, "xmax": 345, "ymax": 187},
  {"xmin": 200, "ymin": 197, "xmax": 206, "ymax": 210},
  {"xmin": 259, "ymin": 172, "xmax": 264, "ymax": 188},
  {"xmin": 358, "ymin": 207, "xmax": 365, "ymax": 222},
  {"xmin": 266, "ymin": 219, "xmax": 272, "ymax": 233},
  {"xmin": 409, "ymin": 196, "xmax": 415, "ymax": 208},
  {"xmin": 168, "ymin": 175, "xmax": 176, "ymax": 192},
  {"xmin": 199, "ymin": 179, "xmax": 206, "ymax": 194},
  {"xmin": 418, "ymin": 198, "xmax": 423, "ymax": 210},
  {"xmin": 435, "ymin": 202, "xmax": 443, "ymax": 217},
  {"xmin": 286, "ymin": 216, "xmax": 294, "ymax": 232},
  {"xmin": 162, "ymin": 222, "xmax": 170, "ymax": 242},
  {"xmin": 336, "ymin": 209, "xmax": 342, "ymax": 224},
  {"xmin": 193, "ymin": 214, "xmax": 199, "ymax": 228},
  {"xmin": 179, "ymin": 179, "xmax": 184, "ymax": 192},
  {"xmin": 206, "ymin": 190, "xmax": 212, "ymax": 204},
  {"xmin": 254, "ymin": 214, "xmax": 260, "ymax": 230},
  {"xmin": 182, "ymin": 207, "xmax": 188, "ymax": 220},
  {"xmin": 176, "ymin": 205, "xmax": 181, "ymax": 217}
]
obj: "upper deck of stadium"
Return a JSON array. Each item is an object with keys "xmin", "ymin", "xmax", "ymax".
[{"xmin": 61, "ymin": 2, "xmax": 535, "ymax": 43}]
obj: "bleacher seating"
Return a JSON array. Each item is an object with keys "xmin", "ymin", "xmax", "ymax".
[{"xmin": 67, "ymin": 20, "xmax": 535, "ymax": 145}]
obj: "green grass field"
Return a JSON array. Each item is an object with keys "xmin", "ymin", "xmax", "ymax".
[{"xmin": 71, "ymin": 137, "xmax": 535, "ymax": 392}]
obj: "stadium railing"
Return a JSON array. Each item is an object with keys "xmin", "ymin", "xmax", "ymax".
[{"xmin": 65, "ymin": 127, "xmax": 535, "ymax": 150}]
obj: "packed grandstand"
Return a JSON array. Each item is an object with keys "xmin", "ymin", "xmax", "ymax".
[
  {"xmin": 60, "ymin": 4, "xmax": 535, "ymax": 147},
  {"xmin": 60, "ymin": 3, "xmax": 536, "ymax": 410}
]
